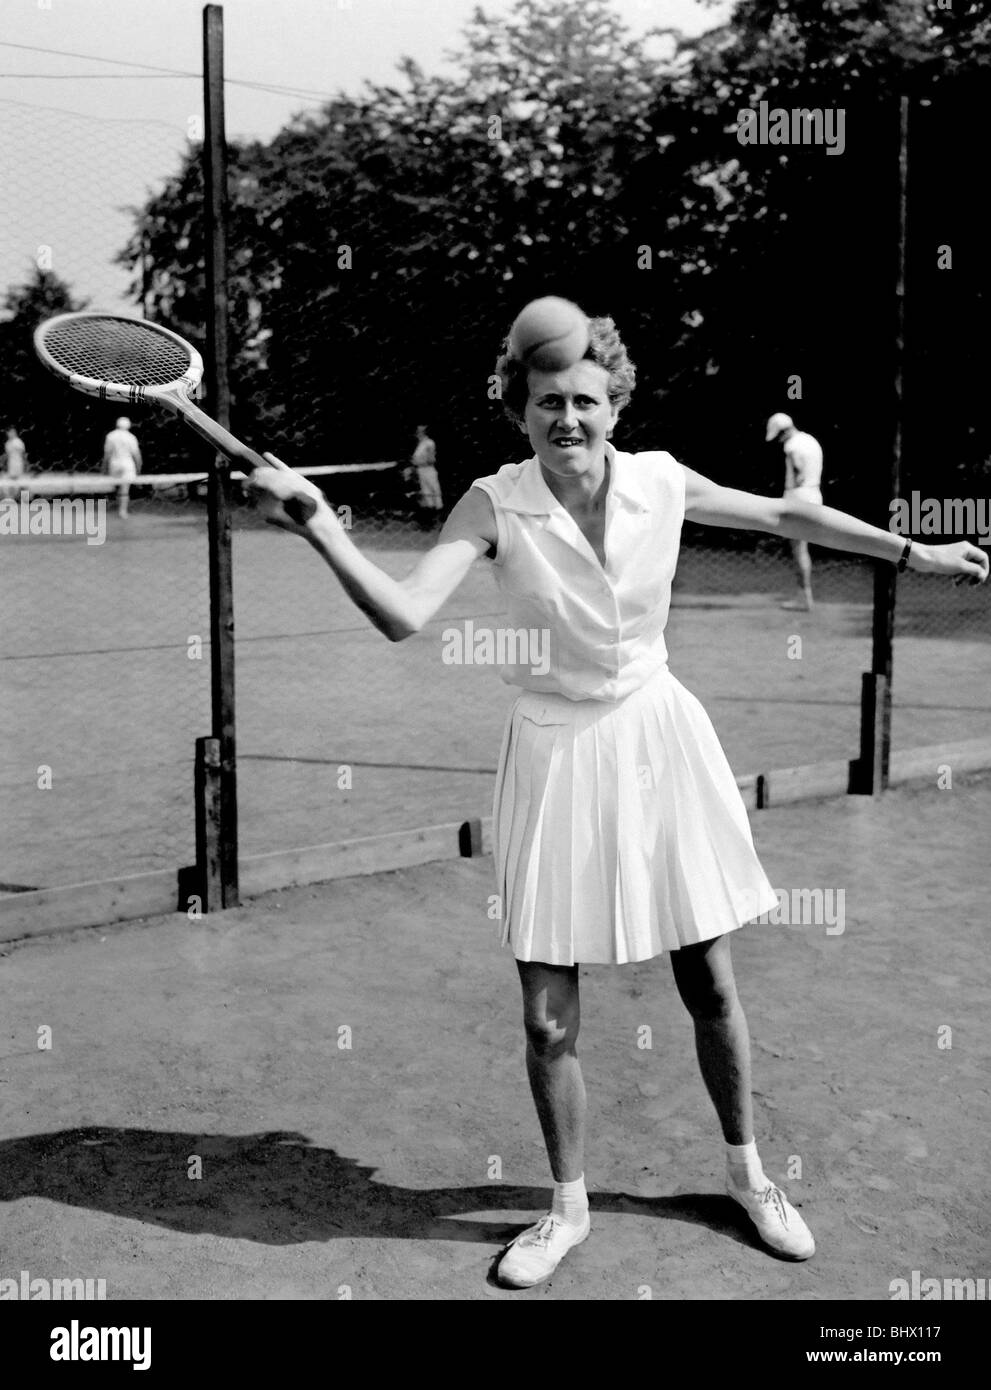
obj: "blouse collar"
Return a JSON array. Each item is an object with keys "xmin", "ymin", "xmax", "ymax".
[{"xmin": 500, "ymin": 443, "xmax": 651, "ymax": 517}]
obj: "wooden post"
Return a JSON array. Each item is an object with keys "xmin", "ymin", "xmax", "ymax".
[
  {"xmin": 853, "ymin": 94, "xmax": 908, "ymax": 795},
  {"xmin": 458, "ymin": 819, "xmax": 483, "ymax": 857},
  {"xmin": 194, "ymin": 736, "xmax": 223, "ymax": 911},
  {"xmin": 203, "ymin": 3, "xmax": 239, "ymax": 905}
]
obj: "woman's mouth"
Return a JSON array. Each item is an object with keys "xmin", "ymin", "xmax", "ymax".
[{"xmin": 552, "ymin": 437, "xmax": 584, "ymax": 449}]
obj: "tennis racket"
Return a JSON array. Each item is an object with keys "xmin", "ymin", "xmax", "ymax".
[{"xmin": 33, "ymin": 311, "xmax": 270, "ymax": 473}]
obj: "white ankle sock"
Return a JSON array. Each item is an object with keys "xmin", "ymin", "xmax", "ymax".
[
  {"xmin": 726, "ymin": 1139, "xmax": 765, "ymax": 1190},
  {"xmin": 551, "ymin": 1174, "xmax": 588, "ymax": 1226}
]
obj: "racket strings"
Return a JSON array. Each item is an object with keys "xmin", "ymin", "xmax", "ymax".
[{"xmin": 42, "ymin": 316, "xmax": 192, "ymax": 388}]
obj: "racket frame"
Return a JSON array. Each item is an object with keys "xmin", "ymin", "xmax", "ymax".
[{"xmin": 33, "ymin": 311, "xmax": 271, "ymax": 472}]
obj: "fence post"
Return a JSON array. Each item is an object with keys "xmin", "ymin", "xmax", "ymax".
[
  {"xmin": 202, "ymin": 2, "xmax": 239, "ymax": 904},
  {"xmin": 195, "ymin": 736, "xmax": 223, "ymax": 911},
  {"xmin": 852, "ymin": 94, "xmax": 908, "ymax": 796}
]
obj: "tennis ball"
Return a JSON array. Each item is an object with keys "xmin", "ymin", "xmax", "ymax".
[{"xmin": 509, "ymin": 297, "xmax": 590, "ymax": 372}]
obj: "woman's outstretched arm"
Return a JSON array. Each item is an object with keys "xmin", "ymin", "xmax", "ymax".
[
  {"xmin": 682, "ymin": 465, "xmax": 989, "ymax": 583},
  {"xmin": 246, "ymin": 457, "xmax": 497, "ymax": 640}
]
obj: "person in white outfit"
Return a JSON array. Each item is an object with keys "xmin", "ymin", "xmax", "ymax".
[
  {"xmin": 412, "ymin": 424, "xmax": 443, "ymax": 517},
  {"xmin": 4, "ymin": 427, "xmax": 27, "ymax": 481},
  {"xmin": 103, "ymin": 416, "xmax": 142, "ymax": 518},
  {"xmin": 766, "ymin": 412, "xmax": 824, "ymax": 611},
  {"xmin": 246, "ymin": 313, "xmax": 987, "ymax": 1291}
]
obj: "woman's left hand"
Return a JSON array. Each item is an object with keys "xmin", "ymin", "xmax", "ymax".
[{"xmin": 910, "ymin": 540, "xmax": 989, "ymax": 585}]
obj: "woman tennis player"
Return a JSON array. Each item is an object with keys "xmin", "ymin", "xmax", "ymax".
[{"xmin": 247, "ymin": 314, "xmax": 987, "ymax": 1289}]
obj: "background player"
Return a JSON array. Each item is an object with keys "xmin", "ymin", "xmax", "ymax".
[
  {"xmin": 102, "ymin": 416, "xmax": 142, "ymax": 519},
  {"xmin": 412, "ymin": 423, "xmax": 443, "ymax": 523},
  {"xmin": 766, "ymin": 412, "xmax": 824, "ymax": 611},
  {"xmin": 4, "ymin": 426, "xmax": 28, "ymax": 487}
]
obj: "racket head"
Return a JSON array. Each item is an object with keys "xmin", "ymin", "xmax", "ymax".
[{"xmin": 33, "ymin": 311, "xmax": 204, "ymax": 408}]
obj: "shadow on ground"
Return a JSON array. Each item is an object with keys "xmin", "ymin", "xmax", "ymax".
[{"xmin": 0, "ymin": 1126, "xmax": 765, "ymax": 1258}]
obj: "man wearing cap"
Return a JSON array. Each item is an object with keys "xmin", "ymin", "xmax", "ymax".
[
  {"xmin": 766, "ymin": 412, "xmax": 823, "ymax": 611},
  {"xmin": 103, "ymin": 417, "xmax": 142, "ymax": 519}
]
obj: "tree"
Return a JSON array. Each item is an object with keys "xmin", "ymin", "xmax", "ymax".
[
  {"xmin": 660, "ymin": 0, "xmax": 991, "ymax": 501},
  {"xmin": 115, "ymin": 0, "xmax": 990, "ymax": 500},
  {"xmin": 115, "ymin": 0, "xmax": 687, "ymax": 480},
  {"xmin": 0, "ymin": 268, "xmax": 102, "ymax": 472}
]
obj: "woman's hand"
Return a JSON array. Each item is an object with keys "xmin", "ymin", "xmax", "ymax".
[
  {"xmin": 245, "ymin": 454, "xmax": 332, "ymax": 537},
  {"xmin": 909, "ymin": 540, "xmax": 989, "ymax": 586}
]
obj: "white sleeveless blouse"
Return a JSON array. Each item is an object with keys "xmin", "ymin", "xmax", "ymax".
[{"xmin": 471, "ymin": 445, "xmax": 685, "ymax": 702}]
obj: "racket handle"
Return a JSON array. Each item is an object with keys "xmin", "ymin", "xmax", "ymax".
[{"xmin": 174, "ymin": 396, "xmax": 271, "ymax": 472}]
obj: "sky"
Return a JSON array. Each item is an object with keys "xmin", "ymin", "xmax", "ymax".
[{"xmin": 0, "ymin": 0, "xmax": 732, "ymax": 309}]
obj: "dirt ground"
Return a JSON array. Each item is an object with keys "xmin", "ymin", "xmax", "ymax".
[{"xmin": 1, "ymin": 773, "xmax": 988, "ymax": 1301}]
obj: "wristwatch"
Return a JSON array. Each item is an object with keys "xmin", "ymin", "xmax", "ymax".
[{"xmin": 897, "ymin": 539, "xmax": 913, "ymax": 572}]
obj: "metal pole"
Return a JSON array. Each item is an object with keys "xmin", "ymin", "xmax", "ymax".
[
  {"xmin": 854, "ymin": 94, "xmax": 908, "ymax": 795},
  {"xmin": 203, "ymin": 2, "xmax": 239, "ymax": 905}
]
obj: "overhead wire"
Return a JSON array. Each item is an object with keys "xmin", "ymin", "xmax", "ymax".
[{"xmin": 0, "ymin": 39, "xmax": 336, "ymax": 103}]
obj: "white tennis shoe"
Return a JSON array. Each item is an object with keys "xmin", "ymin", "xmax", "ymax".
[
  {"xmin": 497, "ymin": 1212, "xmax": 591, "ymax": 1287},
  {"xmin": 727, "ymin": 1176, "xmax": 816, "ymax": 1260}
]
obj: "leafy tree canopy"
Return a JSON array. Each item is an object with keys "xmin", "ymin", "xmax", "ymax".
[{"xmin": 5, "ymin": 0, "xmax": 985, "ymax": 498}]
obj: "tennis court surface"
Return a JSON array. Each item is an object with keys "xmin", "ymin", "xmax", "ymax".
[
  {"xmin": 4, "ymin": 497, "xmax": 989, "ymax": 892},
  {"xmin": 2, "ymin": 772, "xmax": 987, "ymax": 1300}
]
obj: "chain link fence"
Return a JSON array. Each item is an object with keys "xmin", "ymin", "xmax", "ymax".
[
  {"xmin": 0, "ymin": 99, "xmax": 210, "ymax": 892},
  {"xmin": 2, "ymin": 55, "xmax": 987, "ymax": 897},
  {"xmin": 215, "ymin": 77, "xmax": 985, "ymax": 861}
]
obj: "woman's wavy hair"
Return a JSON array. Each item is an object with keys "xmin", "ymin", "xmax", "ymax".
[{"xmin": 494, "ymin": 314, "xmax": 636, "ymax": 429}]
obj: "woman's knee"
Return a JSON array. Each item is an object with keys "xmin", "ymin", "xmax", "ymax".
[
  {"xmin": 523, "ymin": 1008, "xmax": 580, "ymax": 1057},
  {"xmin": 517, "ymin": 962, "xmax": 580, "ymax": 1056},
  {"xmin": 671, "ymin": 937, "xmax": 740, "ymax": 1021}
]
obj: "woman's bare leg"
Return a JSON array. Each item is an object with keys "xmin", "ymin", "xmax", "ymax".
[
  {"xmin": 515, "ymin": 960, "xmax": 584, "ymax": 1181},
  {"xmin": 669, "ymin": 933, "xmax": 753, "ymax": 1144}
]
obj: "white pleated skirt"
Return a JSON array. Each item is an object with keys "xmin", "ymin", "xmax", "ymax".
[{"xmin": 492, "ymin": 665, "xmax": 778, "ymax": 965}]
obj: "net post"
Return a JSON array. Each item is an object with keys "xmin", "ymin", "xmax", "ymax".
[
  {"xmin": 458, "ymin": 819, "xmax": 483, "ymax": 857},
  {"xmin": 203, "ymin": 2, "xmax": 239, "ymax": 905},
  {"xmin": 853, "ymin": 94, "xmax": 908, "ymax": 796},
  {"xmin": 851, "ymin": 668, "xmax": 890, "ymax": 796}
]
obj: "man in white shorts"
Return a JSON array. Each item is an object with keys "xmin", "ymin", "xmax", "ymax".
[
  {"xmin": 103, "ymin": 417, "xmax": 142, "ymax": 518},
  {"xmin": 766, "ymin": 412, "xmax": 823, "ymax": 611}
]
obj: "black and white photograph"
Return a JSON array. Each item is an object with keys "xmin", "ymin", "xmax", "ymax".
[{"xmin": 1, "ymin": 0, "xmax": 988, "ymax": 1349}]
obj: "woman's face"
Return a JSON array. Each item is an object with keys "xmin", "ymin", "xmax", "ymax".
[{"xmin": 522, "ymin": 361, "xmax": 619, "ymax": 479}]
